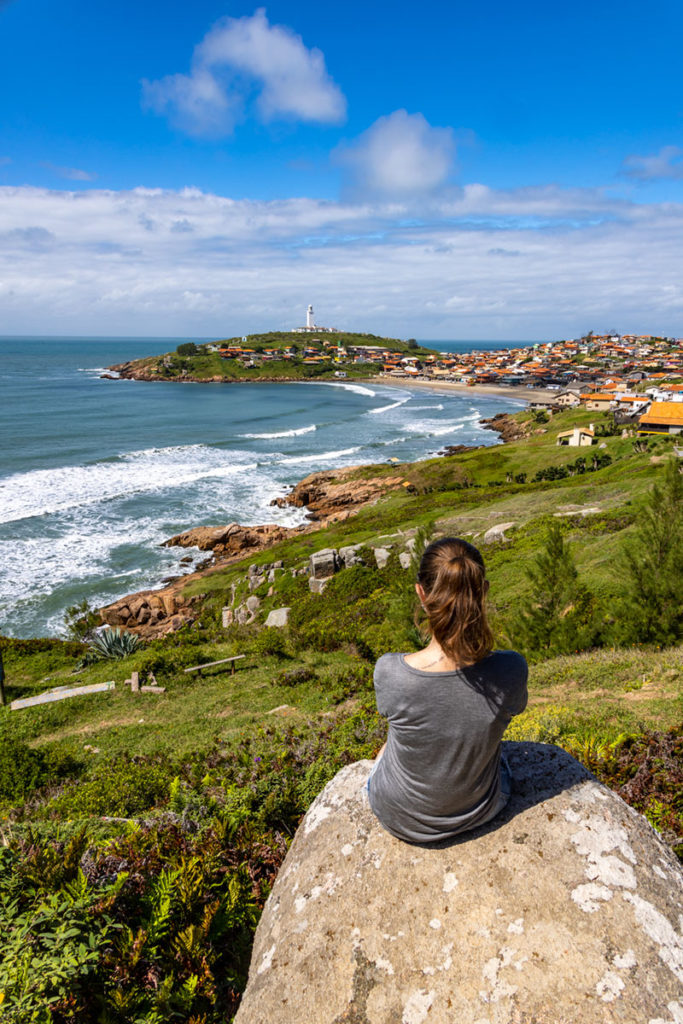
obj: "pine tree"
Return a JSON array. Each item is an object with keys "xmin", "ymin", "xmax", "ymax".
[
  {"xmin": 616, "ymin": 458, "xmax": 683, "ymax": 645},
  {"xmin": 510, "ymin": 522, "xmax": 594, "ymax": 659}
]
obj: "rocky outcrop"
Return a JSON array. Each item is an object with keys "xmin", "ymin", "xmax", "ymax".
[
  {"xmin": 480, "ymin": 412, "xmax": 529, "ymax": 442},
  {"xmin": 164, "ymin": 521, "xmax": 297, "ymax": 557},
  {"xmin": 99, "ymin": 523, "xmax": 304, "ymax": 637},
  {"xmin": 270, "ymin": 466, "xmax": 414, "ymax": 521},
  {"xmin": 99, "ymin": 588, "xmax": 197, "ymax": 637},
  {"xmin": 483, "ymin": 521, "xmax": 516, "ymax": 544},
  {"xmin": 235, "ymin": 743, "xmax": 683, "ymax": 1024}
]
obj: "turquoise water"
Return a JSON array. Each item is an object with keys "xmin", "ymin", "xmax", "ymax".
[{"xmin": 0, "ymin": 337, "xmax": 531, "ymax": 637}]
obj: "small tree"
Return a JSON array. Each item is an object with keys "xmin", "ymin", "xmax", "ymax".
[
  {"xmin": 407, "ymin": 339, "xmax": 418, "ymax": 350},
  {"xmin": 509, "ymin": 522, "xmax": 596, "ymax": 659},
  {"xmin": 176, "ymin": 342, "xmax": 198, "ymax": 357},
  {"xmin": 64, "ymin": 599, "xmax": 99, "ymax": 641},
  {"xmin": 614, "ymin": 459, "xmax": 683, "ymax": 645}
]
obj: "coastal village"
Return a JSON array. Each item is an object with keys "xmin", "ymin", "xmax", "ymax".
[{"xmin": 213, "ymin": 329, "xmax": 683, "ymax": 437}]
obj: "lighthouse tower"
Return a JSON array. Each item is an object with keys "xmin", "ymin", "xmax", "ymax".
[{"xmin": 306, "ymin": 304, "xmax": 314, "ymax": 329}]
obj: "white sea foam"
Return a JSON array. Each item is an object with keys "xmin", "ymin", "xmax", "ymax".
[
  {"xmin": 278, "ymin": 447, "xmax": 361, "ymax": 465},
  {"xmin": 409, "ymin": 404, "xmax": 444, "ymax": 411},
  {"xmin": 241, "ymin": 424, "xmax": 317, "ymax": 439},
  {"xmin": 404, "ymin": 421, "xmax": 466, "ymax": 437},
  {"xmin": 0, "ymin": 445, "xmax": 259, "ymax": 524},
  {"xmin": 316, "ymin": 382, "xmax": 376, "ymax": 397},
  {"xmin": 367, "ymin": 398, "xmax": 410, "ymax": 415}
]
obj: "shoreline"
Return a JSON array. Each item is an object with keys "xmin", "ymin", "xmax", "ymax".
[
  {"xmin": 105, "ymin": 366, "xmax": 553, "ymax": 406},
  {"xmin": 380, "ymin": 377, "xmax": 554, "ymax": 404}
]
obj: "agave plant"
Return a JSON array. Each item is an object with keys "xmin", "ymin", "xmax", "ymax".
[{"xmin": 88, "ymin": 627, "xmax": 142, "ymax": 661}]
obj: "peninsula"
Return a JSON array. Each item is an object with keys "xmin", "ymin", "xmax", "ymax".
[{"xmin": 104, "ymin": 331, "xmax": 438, "ymax": 383}]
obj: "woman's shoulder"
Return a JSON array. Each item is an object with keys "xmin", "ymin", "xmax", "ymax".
[
  {"xmin": 483, "ymin": 649, "xmax": 528, "ymax": 682},
  {"xmin": 374, "ymin": 651, "xmax": 404, "ymax": 673}
]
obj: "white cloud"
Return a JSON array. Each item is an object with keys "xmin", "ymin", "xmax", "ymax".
[
  {"xmin": 335, "ymin": 110, "xmax": 456, "ymax": 196},
  {"xmin": 1, "ymin": 183, "xmax": 682, "ymax": 339},
  {"xmin": 41, "ymin": 163, "xmax": 96, "ymax": 182},
  {"xmin": 142, "ymin": 8, "xmax": 346, "ymax": 138},
  {"xmin": 622, "ymin": 145, "xmax": 683, "ymax": 181},
  {"xmin": 142, "ymin": 68, "xmax": 239, "ymax": 138}
]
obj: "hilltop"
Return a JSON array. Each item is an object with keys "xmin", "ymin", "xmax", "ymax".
[
  {"xmin": 0, "ymin": 403, "xmax": 681, "ymax": 1021},
  {"xmin": 104, "ymin": 331, "xmax": 438, "ymax": 383}
]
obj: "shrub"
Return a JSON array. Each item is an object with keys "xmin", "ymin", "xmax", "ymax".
[
  {"xmin": 46, "ymin": 756, "xmax": 172, "ymax": 818},
  {"xmin": 0, "ymin": 737, "xmax": 49, "ymax": 802},
  {"xmin": 0, "ymin": 636, "xmax": 85, "ymax": 661},
  {"xmin": 251, "ymin": 628, "xmax": 288, "ymax": 658},
  {"xmin": 504, "ymin": 704, "xmax": 573, "ymax": 743},
  {"xmin": 63, "ymin": 599, "xmax": 100, "ymax": 641},
  {"xmin": 275, "ymin": 666, "xmax": 316, "ymax": 687},
  {"xmin": 0, "ymin": 738, "xmax": 81, "ymax": 805},
  {"xmin": 574, "ymin": 726, "xmax": 683, "ymax": 857}
]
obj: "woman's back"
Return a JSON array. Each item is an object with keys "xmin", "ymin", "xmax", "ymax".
[{"xmin": 368, "ymin": 649, "xmax": 528, "ymax": 843}]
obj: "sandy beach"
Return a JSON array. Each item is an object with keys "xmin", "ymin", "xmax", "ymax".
[{"xmin": 376, "ymin": 376, "xmax": 555, "ymax": 404}]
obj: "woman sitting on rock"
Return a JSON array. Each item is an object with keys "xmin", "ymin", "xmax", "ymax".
[{"xmin": 367, "ymin": 536, "xmax": 528, "ymax": 844}]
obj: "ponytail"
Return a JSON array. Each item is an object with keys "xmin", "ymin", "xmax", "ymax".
[{"xmin": 416, "ymin": 537, "xmax": 493, "ymax": 666}]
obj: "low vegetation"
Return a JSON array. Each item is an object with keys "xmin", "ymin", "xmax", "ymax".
[{"xmin": 0, "ymin": 406, "xmax": 681, "ymax": 1021}]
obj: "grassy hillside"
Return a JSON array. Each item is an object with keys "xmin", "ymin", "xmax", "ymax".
[{"xmin": 0, "ymin": 405, "xmax": 681, "ymax": 1022}]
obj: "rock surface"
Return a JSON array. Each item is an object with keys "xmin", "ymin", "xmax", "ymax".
[
  {"xmin": 164, "ymin": 521, "xmax": 295, "ymax": 556},
  {"xmin": 271, "ymin": 466, "xmax": 411, "ymax": 521},
  {"xmin": 483, "ymin": 521, "xmax": 516, "ymax": 544},
  {"xmin": 235, "ymin": 743, "xmax": 683, "ymax": 1024},
  {"xmin": 264, "ymin": 607, "xmax": 290, "ymax": 628}
]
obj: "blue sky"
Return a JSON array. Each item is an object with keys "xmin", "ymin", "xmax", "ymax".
[{"xmin": 1, "ymin": 0, "xmax": 683, "ymax": 338}]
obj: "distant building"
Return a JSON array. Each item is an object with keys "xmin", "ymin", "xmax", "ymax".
[
  {"xmin": 292, "ymin": 304, "xmax": 339, "ymax": 333},
  {"xmin": 556, "ymin": 426, "xmax": 595, "ymax": 447},
  {"xmin": 638, "ymin": 401, "xmax": 683, "ymax": 435}
]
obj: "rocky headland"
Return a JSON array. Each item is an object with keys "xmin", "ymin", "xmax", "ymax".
[{"xmin": 98, "ymin": 465, "xmax": 416, "ymax": 636}]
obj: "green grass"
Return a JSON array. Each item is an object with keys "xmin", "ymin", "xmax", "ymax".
[{"xmin": 0, "ymin": 641, "xmax": 371, "ymax": 759}]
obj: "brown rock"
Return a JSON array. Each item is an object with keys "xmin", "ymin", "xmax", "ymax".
[
  {"xmin": 163, "ymin": 521, "xmax": 294, "ymax": 555},
  {"xmin": 128, "ymin": 596, "xmax": 147, "ymax": 617},
  {"xmin": 480, "ymin": 413, "xmax": 529, "ymax": 443},
  {"xmin": 235, "ymin": 743, "xmax": 683, "ymax": 1024},
  {"xmin": 276, "ymin": 466, "xmax": 409, "ymax": 521}
]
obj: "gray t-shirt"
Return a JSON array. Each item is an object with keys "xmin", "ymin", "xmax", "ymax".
[{"xmin": 368, "ymin": 650, "xmax": 528, "ymax": 844}]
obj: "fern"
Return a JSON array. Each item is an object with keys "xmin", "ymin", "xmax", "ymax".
[{"xmin": 145, "ymin": 868, "xmax": 178, "ymax": 951}]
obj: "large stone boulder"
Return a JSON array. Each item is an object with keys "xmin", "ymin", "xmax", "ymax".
[
  {"xmin": 235, "ymin": 743, "xmax": 683, "ymax": 1024},
  {"xmin": 265, "ymin": 607, "xmax": 291, "ymax": 628},
  {"xmin": 309, "ymin": 548, "xmax": 339, "ymax": 579}
]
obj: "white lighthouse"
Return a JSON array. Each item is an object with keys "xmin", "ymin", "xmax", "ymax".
[{"xmin": 292, "ymin": 304, "xmax": 338, "ymax": 333}]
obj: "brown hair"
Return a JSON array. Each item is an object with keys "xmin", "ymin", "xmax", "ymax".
[{"xmin": 416, "ymin": 537, "xmax": 493, "ymax": 666}]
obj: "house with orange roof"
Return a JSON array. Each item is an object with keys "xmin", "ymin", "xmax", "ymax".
[
  {"xmin": 638, "ymin": 401, "xmax": 683, "ymax": 435},
  {"xmin": 581, "ymin": 393, "xmax": 616, "ymax": 409}
]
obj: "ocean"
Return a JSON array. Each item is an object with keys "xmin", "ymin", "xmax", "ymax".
[{"xmin": 0, "ymin": 337, "xmax": 535, "ymax": 638}]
